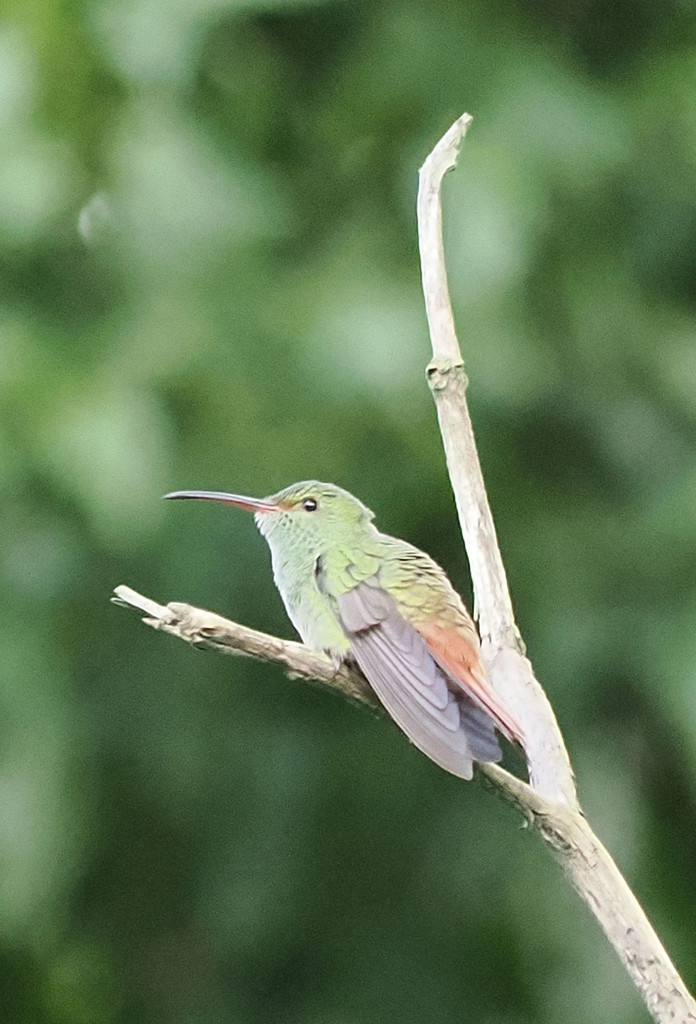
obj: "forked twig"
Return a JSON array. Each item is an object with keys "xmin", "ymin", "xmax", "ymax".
[
  {"xmin": 417, "ymin": 113, "xmax": 695, "ymax": 1024},
  {"xmin": 114, "ymin": 115, "xmax": 696, "ymax": 1024}
]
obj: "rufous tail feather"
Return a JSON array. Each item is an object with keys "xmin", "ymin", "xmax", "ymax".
[{"xmin": 417, "ymin": 620, "xmax": 525, "ymax": 746}]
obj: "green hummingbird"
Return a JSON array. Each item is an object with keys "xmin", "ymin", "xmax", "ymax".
[{"xmin": 164, "ymin": 481, "xmax": 524, "ymax": 779}]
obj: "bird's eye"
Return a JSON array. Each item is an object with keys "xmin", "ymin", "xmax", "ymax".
[{"xmin": 301, "ymin": 497, "xmax": 318, "ymax": 512}]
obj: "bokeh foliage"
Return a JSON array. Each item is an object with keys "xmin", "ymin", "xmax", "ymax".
[{"xmin": 2, "ymin": 0, "xmax": 696, "ymax": 1021}]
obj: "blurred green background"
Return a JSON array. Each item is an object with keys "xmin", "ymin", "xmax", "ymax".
[{"xmin": 3, "ymin": 0, "xmax": 696, "ymax": 1021}]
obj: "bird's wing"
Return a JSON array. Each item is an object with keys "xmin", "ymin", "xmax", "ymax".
[{"xmin": 336, "ymin": 578, "xmax": 503, "ymax": 778}]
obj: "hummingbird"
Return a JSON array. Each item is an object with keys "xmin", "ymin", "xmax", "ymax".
[{"xmin": 164, "ymin": 481, "xmax": 524, "ymax": 779}]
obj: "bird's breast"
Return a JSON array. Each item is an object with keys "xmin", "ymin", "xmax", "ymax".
[{"xmin": 271, "ymin": 549, "xmax": 350, "ymax": 657}]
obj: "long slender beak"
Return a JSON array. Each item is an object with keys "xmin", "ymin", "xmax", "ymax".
[{"xmin": 163, "ymin": 490, "xmax": 282, "ymax": 513}]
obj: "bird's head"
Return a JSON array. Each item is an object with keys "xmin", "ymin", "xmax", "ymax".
[{"xmin": 164, "ymin": 480, "xmax": 375, "ymax": 554}]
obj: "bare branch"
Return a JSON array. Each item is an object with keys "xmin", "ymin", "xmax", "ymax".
[
  {"xmin": 417, "ymin": 115, "xmax": 575, "ymax": 807},
  {"xmin": 113, "ymin": 114, "xmax": 696, "ymax": 1024},
  {"xmin": 111, "ymin": 587, "xmax": 550, "ymax": 816},
  {"xmin": 112, "ymin": 586, "xmax": 372, "ymax": 702},
  {"xmin": 113, "ymin": 584, "xmax": 696, "ymax": 1022},
  {"xmin": 417, "ymin": 114, "xmax": 696, "ymax": 1024}
]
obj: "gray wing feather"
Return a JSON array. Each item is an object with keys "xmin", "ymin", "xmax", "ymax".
[
  {"xmin": 336, "ymin": 577, "xmax": 391, "ymax": 632},
  {"xmin": 336, "ymin": 580, "xmax": 502, "ymax": 778}
]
